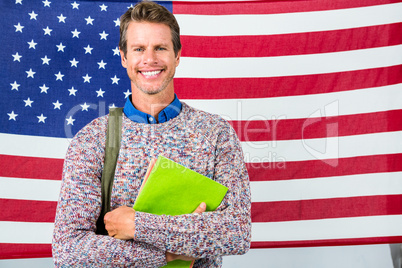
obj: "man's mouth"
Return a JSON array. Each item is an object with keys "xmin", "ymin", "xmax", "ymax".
[{"xmin": 141, "ymin": 70, "xmax": 162, "ymax": 77}]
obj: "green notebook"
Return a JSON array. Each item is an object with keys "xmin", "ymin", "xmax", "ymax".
[{"xmin": 133, "ymin": 155, "xmax": 228, "ymax": 268}]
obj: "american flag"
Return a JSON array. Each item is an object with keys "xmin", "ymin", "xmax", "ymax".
[{"xmin": 1, "ymin": 0, "xmax": 402, "ymax": 263}]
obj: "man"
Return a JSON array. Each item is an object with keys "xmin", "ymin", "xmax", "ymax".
[{"xmin": 52, "ymin": 1, "xmax": 251, "ymax": 267}]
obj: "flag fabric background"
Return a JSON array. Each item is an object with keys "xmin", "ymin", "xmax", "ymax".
[{"xmin": 1, "ymin": 0, "xmax": 402, "ymax": 264}]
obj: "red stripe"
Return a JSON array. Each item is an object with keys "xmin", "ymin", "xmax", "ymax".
[
  {"xmin": 252, "ymin": 195, "xmax": 402, "ymax": 222},
  {"xmin": 175, "ymin": 65, "xmax": 402, "ymax": 99},
  {"xmin": 0, "ymin": 243, "xmax": 51, "ymax": 259},
  {"xmin": 247, "ymin": 153, "xmax": 402, "ymax": 181},
  {"xmin": 173, "ymin": 0, "xmax": 401, "ymax": 15},
  {"xmin": 231, "ymin": 110, "xmax": 402, "ymax": 141},
  {"xmin": 251, "ymin": 236, "xmax": 402, "ymax": 249},
  {"xmin": 181, "ymin": 23, "xmax": 402, "ymax": 58},
  {"xmin": 0, "ymin": 199, "xmax": 57, "ymax": 223},
  {"xmin": 0, "ymin": 154, "xmax": 63, "ymax": 180}
]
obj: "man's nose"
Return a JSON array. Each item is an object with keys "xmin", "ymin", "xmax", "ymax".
[{"xmin": 143, "ymin": 49, "xmax": 157, "ymax": 64}]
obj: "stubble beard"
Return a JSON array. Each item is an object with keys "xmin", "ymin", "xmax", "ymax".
[{"xmin": 130, "ymin": 69, "xmax": 175, "ymax": 96}]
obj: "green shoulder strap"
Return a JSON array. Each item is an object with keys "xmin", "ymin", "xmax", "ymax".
[{"xmin": 95, "ymin": 107, "xmax": 123, "ymax": 235}]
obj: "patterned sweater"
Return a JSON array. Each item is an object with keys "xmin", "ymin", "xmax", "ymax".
[{"xmin": 52, "ymin": 103, "xmax": 251, "ymax": 267}]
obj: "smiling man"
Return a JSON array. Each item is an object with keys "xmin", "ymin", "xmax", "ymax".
[{"xmin": 52, "ymin": 1, "xmax": 251, "ymax": 267}]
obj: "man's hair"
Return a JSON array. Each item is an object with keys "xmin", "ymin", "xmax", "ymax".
[{"xmin": 119, "ymin": 1, "xmax": 181, "ymax": 57}]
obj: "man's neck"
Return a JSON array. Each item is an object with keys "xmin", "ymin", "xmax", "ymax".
[{"xmin": 130, "ymin": 88, "xmax": 175, "ymax": 120}]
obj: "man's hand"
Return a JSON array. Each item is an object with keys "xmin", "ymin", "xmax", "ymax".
[
  {"xmin": 104, "ymin": 206, "xmax": 135, "ymax": 240},
  {"xmin": 166, "ymin": 202, "xmax": 206, "ymax": 262}
]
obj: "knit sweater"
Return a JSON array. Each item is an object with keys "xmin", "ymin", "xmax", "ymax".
[{"xmin": 52, "ymin": 102, "xmax": 251, "ymax": 267}]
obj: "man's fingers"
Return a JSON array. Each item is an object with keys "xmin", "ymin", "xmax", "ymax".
[{"xmin": 192, "ymin": 202, "xmax": 206, "ymax": 214}]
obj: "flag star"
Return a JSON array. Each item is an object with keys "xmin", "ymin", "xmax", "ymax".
[
  {"xmin": 99, "ymin": 4, "xmax": 108, "ymax": 11},
  {"xmin": 111, "ymin": 75, "xmax": 120, "ymax": 85},
  {"xmin": 84, "ymin": 45, "xmax": 93, "ymax": 54},
  {"xmin": 96, "ymin": 88, "xmax": 105, "ymax": 97},
  {"xmin": 28, "ymin": 11, "xmax": 38, "ymax": 20},
  {"xmin": 97, "ymin": 60, "xmax": 107, "ymax": 69},
  {"xmin": 66, "ymin": 116, "xmax": 75, "ymax": 125},
  {"xmin": 39, "ymin": 84, "xmax": 49, "ymax": 93},
  {"xmin": 41, "ymin": 55, "xmax": 51, "ymax": 65},
  {"xmin": 112, "ymin": 47, "xmax": 120, "ymax": 56},
  {"xmin": 71, "ymin": 29, "xmax": 80, "ymax": 38},
  {"xmin": 42, "ymin": 0, "xmax": 51, "ymax": 7},
  {"xmin": 71, "ymin": 1, "xmax": 79, "ymax": 9},
  {"xmin": 53, "ymin": 100, "xmax": 62, "ymax": 109},
  {"xmin": 55, "ymin": 71, "xmax": 64, "ymax": 81},
  {"xmin": 85, "ymin": 16, "xmax": 94, "ymax": 25},
  {"xmin": 114, "ymin": 18, "xmax": 120, "ymax": 27},
  {"xmin": 12, "ymin": 52, "xmax": 22, "ymax": 62},
  {"xmin": 109, "ymin": 103, "xmax": 117, "ymax": 108},
  {"xmin": 37, "ymin": 114, "xmax": 47, "ymax": 123},
  {"xmin": 99, "ymin": 31, "xmax": 109, "ymax": 40},
  {"xmin": 68, "ymin": 87, "xmax": 77, "ymax": 96},
  {"xmin": 8, "ymin": 111, "xmax": 18, "ymax": 121},
  {"xmin": 70, "ymin": 58, "xmax": 79, "ymax": 67},
  {"xmin": 124, "ymin": 89, "xmax": 131, "ymax": 99},
  {"xmin": 14, "ymin": 22, "xmax": 24, "ymax": 33},
  {"xmin": 81, "ymin": 102, "xmax": 90, "ymax": 111},
  {"xmin": 83, "ymin": 74, "xmax": 92, "ymax": 83},
  {"xmin": 10, "ymin": 81, "xmax": 20, "ymax": 91},
  {"xmin": 57, "ymin": 14, "xmax": 66, "ymax": 23},
  {"xmin": 127, "ymin": 4, "xmax": 134, "ymax": 9},
  {"xmin": 27, "ymin": 39, "xmax": 37, "ymax": 49},
  {"xmin": 24, "ymin": 97, "xmax": 33, "ymax": 107},
  {"xmin": 56, "ymin": 42, "xmax": 66, "ymax": 52},
  {"xmin": 26, "ymin": 68, "xmax": 36, "ymax": 78},
  {"xmin": 15, "ymin": 0, "xmax": 23, "ymax": 4},
  {"xmin": 43, "ymin": 26, "xmax": 52, "ymax": 36}
]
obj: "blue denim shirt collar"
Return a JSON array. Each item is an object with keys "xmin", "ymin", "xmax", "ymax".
[{"xmin": 123, "ymin": 94, "xmax": 182, "ymax": 124}]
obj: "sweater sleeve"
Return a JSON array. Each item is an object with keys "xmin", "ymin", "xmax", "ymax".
[
  {"xmin": 133, "ymin": 121, "xmax": 252, "ymax": 259},
  {"xmin": 52, "ymin": 118, "xmax": 167, "ymax": 267}
]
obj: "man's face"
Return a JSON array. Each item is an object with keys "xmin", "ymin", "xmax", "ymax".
[{"xmin": 120, "ymin": 21, "xmax": 180, "ymax": 96}]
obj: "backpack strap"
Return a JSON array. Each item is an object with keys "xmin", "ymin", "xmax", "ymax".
[{"xmin": 95, "ymin": 107, "xmax": 123, "ymax": 235}]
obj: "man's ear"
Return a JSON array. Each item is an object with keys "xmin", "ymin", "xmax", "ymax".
[
  {"xmin": 175, "ymin": 49, "xmax": 181, "ymax": 67},
  {"xmin": 120, "ymin": 48, "xmax": 127, "ymax": 68}
]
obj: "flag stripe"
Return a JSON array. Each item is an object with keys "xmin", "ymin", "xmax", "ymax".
[
  {"xmin": 173, "ymin": 0, "xmax": 401, "ymax": 15},
  {"xmin": 0, "ymin": 177, "xmax": 61, "ymax": 202},
  {"xmin": 0, "ymin": 155, "xmax": 63, "ymax": 180},
  {"xmin": 242, "ymin": 131, "xmax": 402, "ymax": 162},
  {"xmin": 251, "ymin": 195, "xmax": 402, "ymax": 222},
  {"xmin": 0, "ymin": 222, "xmax": 54, "ymax": 244},
  {"xmin": 250, "ymin": 172, "xmax": 402, "ymax": 202},
  {"xmin": 248, "ymin": 153, "xmax": 402, "ymax": 181},
  {"xmin": 251, "ymin": 215, "xmax": 402, "ymax": 242},
  {"xmin": 0, "ymin": 199, "xmax": 57, "ymax": 223},
  {"xmin": 177, "ymin": 45, "xmax": 402, "ymax": 78},
  {"xmin": 250, "ymin": 236, "xmax": 402, "ymax": 249},
  {"xmin": 183, "ymin": 83, "xmax": 402, "ymax": 120},
  {"xmin": 175, "ymin": 65, "xmax": 402, "ymax": 99},
  {"xmin": 231, "ymin": 109, "xmax": 402, "ymax": 142},
  {"xmin": 176, "ymin": 3, "xmax": 402, "ymax": 36},
  {"xmin": 0, "ymin": 244, "xmax": 51, "ymax": 260},
  {"xmin": 181, "ymin": 23, "xmax": 402, "ymax": 58}
]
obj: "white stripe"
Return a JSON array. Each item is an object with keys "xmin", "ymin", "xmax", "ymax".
[
  {"xmin": 2, "ymin": 215, "xmax": 401, "ymax": 244},
  {"xmin": 184, "ymin": 83, "xmax": 402, "ymax": 120},
  {"xmin": 177, "ymin": 3, "xmax": 402, "ymax": 36},
  {"xmin": 242, "ymin": 131, "xmax": 402, "ymax": 163},
  {"xmin": 0, "ymin": 177, "xmax": 61, "ymax": 202},
  {"xmin": 0, "ymin": 222, "xmax": 54, "ymax": 244},
  {"xmin": 0, "ymin": 133, "xmax": 70, "ymax": 159},
  {"xmin": 252, "ymin": 215, "xmax": 402, "ymax": 242},
  {"xmin": 250, "ymin": 172, "xmax": 402, "ymax": 202},
  {"xmin": 177, "ymin": 45, "xmax": 402, "ymax": 78}
]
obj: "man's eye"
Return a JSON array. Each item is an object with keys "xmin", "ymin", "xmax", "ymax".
[
  {"xmin": 134, "ymin": 48, "xmax": 143, "ymax": 52},
  {"xmin": 156, "ymin": 47, "xmax": 166, "ymax": 51}
]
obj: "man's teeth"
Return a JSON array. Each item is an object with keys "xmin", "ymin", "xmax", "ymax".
[{"xmin": 142, "ymin": 70, "xmax": 161, "ymax": 76}]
